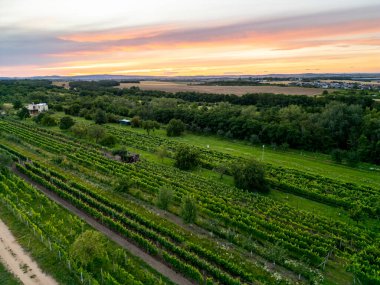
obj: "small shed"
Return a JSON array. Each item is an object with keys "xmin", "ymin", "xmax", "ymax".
[{"xmin": 119, "ymin": 119, "xmax": 131, "ymax": 126}]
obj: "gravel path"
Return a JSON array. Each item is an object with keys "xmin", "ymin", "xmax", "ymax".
[{"xmin": 0, "ymin": 219, "xmax": 58, "ymax": 285}]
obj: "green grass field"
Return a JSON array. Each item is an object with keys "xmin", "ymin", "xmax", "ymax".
[{"xmin": 108, "ymin": 122, "xmax": 380, "ymax": 188}]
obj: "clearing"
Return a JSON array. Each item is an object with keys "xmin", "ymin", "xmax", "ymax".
[{"xmin": 118, "ymin": 80, "xmax": 328, "ymax": 96}]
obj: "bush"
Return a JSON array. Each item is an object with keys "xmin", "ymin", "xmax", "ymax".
[
  {"xmin": 181, "ymin": 195, "xmax": 197, "ymax": 224},
  {"xmin": 167, "ymin": 119, "xmax": 185, "ymax": 137},
  {"xmin": 232, "ymin": 159, "xmax": 269, "ymax": 193},
  {"xmin": 71, "ymin": 123, "xmax": 87, "ymax": 138},
  {"xmin": 59, "ymin": 116, "xmax": 75, "ymax": 130},
  {"xmin": 17, "ymin": 107, "xmax": 30, "ymax": 119},
  {"xmin": 88, "ymin": 125, "xmax": 105, "ymax": 143},
  {"xmin": 131, "ymin": 116, "xmax": 141, "ymax": 128},
  {"xmin": 94, "ymin": 109, "xmax": 107, "ymax": 125},
  {"xmin": 40, "ymin": 115, "xmax": 57, "ymax": 126},
  {"xmin": 99, "ymin": 134, "xmax": 117, "ymax": 147},
  {"xmin": 174, "ymin": 145, "xmax": 200, "ymax": 170},
  {"xmin": 156, "ymin": 186, "xmax": 173, "ymax": 210}
]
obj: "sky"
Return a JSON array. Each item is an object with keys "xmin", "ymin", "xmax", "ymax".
[{"xmin": 1, "ymin": 0, "xmax": 380, "ymax": 77}]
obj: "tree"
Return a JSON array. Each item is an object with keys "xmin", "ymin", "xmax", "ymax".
[
  {"xmin": 13, "ymin": 100, "xmax": 23, "ymax": 109},
  {"xmin": 174, "ymin": 145, "xmax": 200, "ymax": 170},
  {"xmin": 156, "ymin": 186, "xmax": 173, "ymax": 210},
  {"xmin": 69, "ymin": 230, "xmax": 107, "ymax": 268},
  {"xmin": 166, "ymin": 119, "xmax": 185, "ymax": 137},
  {"xmin": 71, "ymin": 123, "xmax": 87, "ymax": 138},
  {"xmin": 59, "ymin": 116, "xmax": 75, "ymax": 130},
  {"xmin": 142, "ymin": 120, "xmax": 160, "ymax": 135},
  {"xmin": 17, "ymin": 107, "xmax": 30, "ymax": 119},
  {"xmin": 99, "ymin": 134, "xmax": 117, "ymax": 147},
  {"xmin": 232, "ymin": 159, "xmax": 269, "ymax": 193},
  {"xmin": 94, "ymin": 109, "xmax": 107, "ymax": 125},
  {"xmin": 214, "ymin": 163, "xmax": 229, "ymax": 180},
  {"xmin": 331, "ymin": 149, "xmax": 345, "ymax": 164},
  {"xmin": 88, "ymin": 125, "xmax": 105, "ymax": 143},
  {"xmin": 181, "ymin": 195, "xmax": 197, "ymax": 223},
  {"xmin": 40, "ymin": 114, "xmax": 57, "ymax": 126},
  {"xmin": 131, "ymin": 116, "xmax": 141, "ymax": 128}
]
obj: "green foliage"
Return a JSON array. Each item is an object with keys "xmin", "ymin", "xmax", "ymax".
[
  {"xmin": 156, "ymin": 145, "xmax": 169, "ymax": 161},
  {"xmin": 88, "ymin": 125, "xmax": 106, "ymax": 143},
  {"xmin": 142, "ymin": 120, "xmax": 160, "ymax": 135},
  {"xmin": 59, "ymin": 116, "xmax": 75, "ymax": 130},
  {"xmin": 71, "ymin": 123, "xmax": 88, "ymax": 138},
  {"xmin": 174, "ymin": 145, "xmax": 200, "ymax": 170},
  {"xmin": 166, "ymin": 119, "xmax": 185, "ymax": 137},
  {"xmin": 99, "ymin": 134, "xmax": 117, "ymax": 147},
  {"xmin": 40, "ymin": 114, "xmax": 57, "ymax": 126},
  {"xmin": 346, "ymin": 151, "xmax": 360, "ymax": 167},
  {"xmin": 113, "ymin": 177, "xmax": 132, "ymax": 193},
  {"xmin": 17, "ymin": 107, "xmax": 30, "ymax": 119},
  {"xmin": 156, "ymin": 186, "xmax": 173, "ymax": 210},
  {"xmin": 70, "ymin": 230, "xmax": 107, "ymax": 267},
  {"xmin": 348, "ymin": 203, "xmax": 367, "ymax": 224},
  {"xmin": 94, "ymin": 109, "xmax": 107, "ymax": 125},
  {"xmin": 0, "ymin": 150, "xmax": 12, "ymax": 169},
  {"xmin": 181, "ymin": 195, "xmax": 197, "ymax": 224},
  {"xmin": 12, "ymin": 100, "xmax": 23, "ymax": 109},
  {"xmin": 232, "ymin": 159, "xmax": 269, "ymax": 193},
  {"xmin": 131, "ymin": 116, "xmax": 141, "ymax": 128},
  {"xmin": 331, "ymin": 149, "xmax": 345, "ymax": 164}
]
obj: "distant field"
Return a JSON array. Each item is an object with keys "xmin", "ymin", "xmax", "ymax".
[
  {"xmin": 119, "ymin": 81, "xmax": 328, "ymax": 96},
  {"xmin": 52, "ymin": 81, "xmax": 69, "ymax": 89}
]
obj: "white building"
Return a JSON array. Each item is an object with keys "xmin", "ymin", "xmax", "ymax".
[{"xmin": 27, "ymin": 103, "xmax": 49, "ymax": 115}]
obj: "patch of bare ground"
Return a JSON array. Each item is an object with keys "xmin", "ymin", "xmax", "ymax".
[
  {"xmin": 0, "ymin": 219, "xmax": 58, "ymax": 285},
  {"xmin": 119, "ymin": 81, "xmax": 329, "ymax": 96}
]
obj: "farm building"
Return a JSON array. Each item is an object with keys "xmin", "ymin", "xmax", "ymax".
[
  {"xmin": 27, "ymin": 103, "xmax": 48, "ymax": 116},
  {"xmin": 119, "ymin": 119, "xmax": 131, "ymax": 125}
]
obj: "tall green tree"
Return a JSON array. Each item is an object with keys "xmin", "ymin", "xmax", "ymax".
[
  {"xmin": 232, "ymin": 159, "xmax": 269, "ymax": 193},
  {"xmin": 69, "ymin": 230, "xmax": 107, "ymax": 268},
  {"xmin": 94, "ymin": 109, "xmax": 107, "ymax": 125},
  {"xmin": 174, "ymin": 145, "xmax": 200, "ymax": 170},
  {"xmin": 59, "ymin": 116, "xmax": 75, "ymax": 130},
  {"xmin": 166, "ymin": 119, "xmax": 185, "ymax": 137}
]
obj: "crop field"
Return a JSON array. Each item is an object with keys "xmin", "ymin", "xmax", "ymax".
[
  {"xmin": 0, "ymin": 118, "xmax": 379, "ymax": 285},
  {"xmin": 118, "ymin": 81, "xmax": 328, "ymax": 96}
]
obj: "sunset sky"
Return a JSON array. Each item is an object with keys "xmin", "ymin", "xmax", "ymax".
[{"xmin": 1, "ymin": 0, "xmax": 380, "ymax": 77}]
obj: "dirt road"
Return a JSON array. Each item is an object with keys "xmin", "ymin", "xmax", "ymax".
[{"xmin": 0, "ymin": 219, "xmax": 58, "ymax": 285}]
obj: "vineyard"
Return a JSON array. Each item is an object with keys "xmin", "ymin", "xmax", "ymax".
[
  {"xmin": 0, "ymin": 118, "xmax": 379, "ymax": 284},
  {"xmin": 0, "ymin": 168, "xmax": 170, "ymax": 285},
  {"xmin": 104, "ymin": 124, "xmax": 380, "ymax": 215}
]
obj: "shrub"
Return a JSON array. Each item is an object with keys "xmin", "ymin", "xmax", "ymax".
[
  {"xmin": 174, "ymin": 145, "xmax": 200, "ymax": 170},
  {"xmin": 99, "ymin": 134, "xmax": 117, "ymax": 147},
  {"xmin": 59, "ymin": 116, "xmax": 75, "ymax": 130},
  {"xmin": 181, "ymin": 195, "xmax": 197, "ymax": 224},
  {"xmin": 167, "ymin": 119, "xmax": 185, "ymax": 137},
  {"xmin": 232, "ymin": 159, "xmax": 269, "ymax": 193},
  {"xmin": 156, "ymin": 186, "xmax": 173, "ymax": 210}
]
